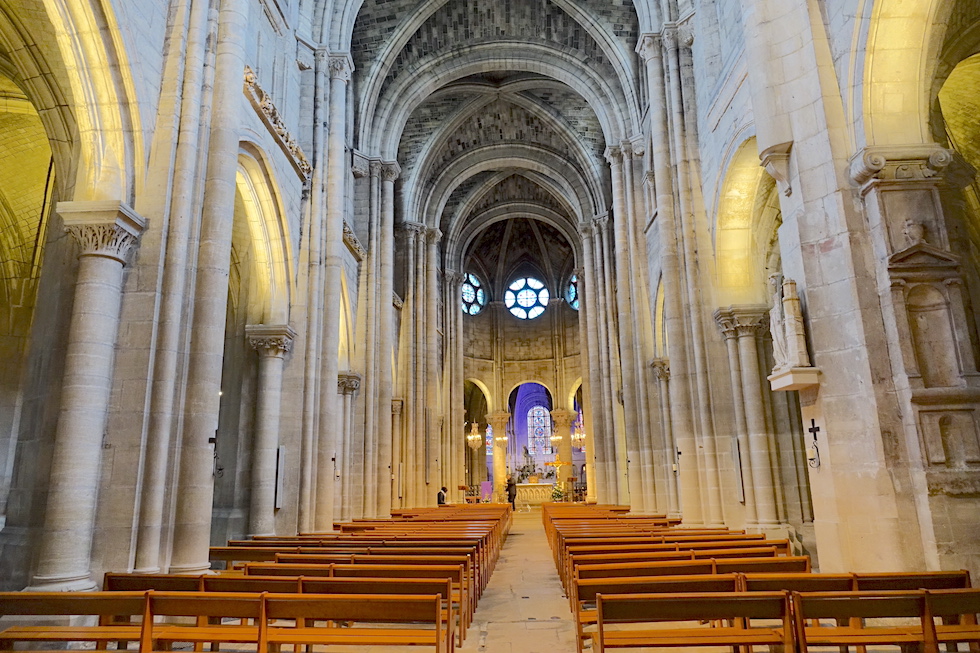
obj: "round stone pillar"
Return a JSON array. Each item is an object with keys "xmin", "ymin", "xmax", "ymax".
[
  {"xmin": 28, "ymin": 201, "xmax": 146, "ymax": 592},
  {"xmin": 246, "ymin": 324, "xmax": 295, "ymax": 536},
  {"xmin": 551, "ymin": 409, "xmax": 575, "ymax": 496},
  {"xmin": 486, "ymin": 411, "xmax": 511, "ymax": 501}
]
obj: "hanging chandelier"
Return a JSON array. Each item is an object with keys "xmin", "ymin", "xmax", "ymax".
[
  {"xmin": 466, "ymin": 422, "xmax": 482, "ymax": 450},
  {"xmin": 571, "ymin": 414, "xmax": 586, "ymax": 450}
]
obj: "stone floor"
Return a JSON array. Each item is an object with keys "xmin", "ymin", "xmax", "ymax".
[{"xmin": 456, "ymin": 507, "xmax": 577, "ymax": 653}]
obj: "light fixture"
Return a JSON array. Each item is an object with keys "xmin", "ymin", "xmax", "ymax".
[
  {"xmin": 466, "ymin": 422, "xmax": 482, "ymax": 450},
  {"xmin": 571, "ymin": 414, "xmax": 586, "ymax": 450}
]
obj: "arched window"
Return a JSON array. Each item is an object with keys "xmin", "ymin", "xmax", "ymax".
[
  {"xmin": 504, "ymin": 276, "xmax": 549, "ymax": 319},
  {"xmin": 461, "ymin": 273, "xmax": 487, "ymax": 315},
  {"xmin": 527, "ymin": 406, "xmax": 553, "ymax": 454},
  {"xmin": 565, "ymin": 274, "xmax": 580, "ymax": 310}
]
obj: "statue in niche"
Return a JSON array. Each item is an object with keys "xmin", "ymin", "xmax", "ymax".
[
  {"xmin": 769, "ymin": 274, "xmax": 791, "ymax": 371},
  {"xmin": 770, "ymin": 275, "xmax": 812, "ymax": 374}
]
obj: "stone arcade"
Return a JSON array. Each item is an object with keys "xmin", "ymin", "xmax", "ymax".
[{"xmin": 0, "ymin": 0, "xmax": 977, "ymax": 591}]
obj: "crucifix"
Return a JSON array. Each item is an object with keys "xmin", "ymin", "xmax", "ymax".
[{"xmin": 806, "ymin": 419, "xmax": 821, "ymax": 468}]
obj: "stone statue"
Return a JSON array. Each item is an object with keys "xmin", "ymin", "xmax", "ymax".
[{"xmin": 769, "ymin": 274, "xmax": 790, "ymax": 371}]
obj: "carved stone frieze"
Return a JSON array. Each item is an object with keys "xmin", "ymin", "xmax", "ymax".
[
  {"xmin": 343, "ymin": 222, "xmax": 366, "ymax": 261},
  {"xmin": 243, "ymin": 66, "xmax": 312, "ymax": 180}
]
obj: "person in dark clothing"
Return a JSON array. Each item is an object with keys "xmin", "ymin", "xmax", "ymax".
[
  {"xmin": 437, "ymin": 486, "xmax": 448, "ymax": 505},
  {"xmin": 505, "ymin": 475, "xmax": 517, "ymax": 509}
]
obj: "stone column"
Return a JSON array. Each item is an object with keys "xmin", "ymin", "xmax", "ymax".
[
  {"xmin": 425, "ymin": 229, "xmax": 442, "ymax": 501},
  {"xmin": 713, "ymin": 309, "xmax": 756, "ymax": 523},
  {"xmin": 551, "ymin": 409, "xmax": 575, "ymax": 495},
  {"xmin": 314, "ymin": 53, "xmax": 353, "ymax": 532},
  {"xmin": 487, "ymin": 411, "xmax": 511, "ymax": 501},
  {"xmin": 729, "ymin": 306, "xmax": 779, "ymax": 525},
  {"xmin": 445, "ymin": 270, "xmax": 466, "ymax": 498},
  {"xmin": 170, "ymin": 0, "xmax": 249, "ymax": 571},
  {"xmin": 390, "ymin": 398, "xmax": 404, "ymax": 508},
  {"xmin": 651, "ymin": 359, "xmax": 681, "ymax": 518},
  {"xmin": 375, "ymin": 162, "xmax": 399, "ymax": 517},
  {"xmin": 335, "ymin": 372, "xmax": 360, "ymax": 521},
  {"xmin": 245, "ymin": 325, "xmax": 295, "ymax": 536},
  {"xmin": 577, "ymin": 222, "xmax": 608, "ymax": 501},
  {"xmin": 28, "ymin": 201, "xmax": 146, "ymax": 591}
]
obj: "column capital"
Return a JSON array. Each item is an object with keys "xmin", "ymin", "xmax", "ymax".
[
  {"xmin": 246, "ymin": 324, "xmax": 297, "ymax": 356},
  {"xmin": 592, "ymin": 212, "xmax": 610, "ymax": 231},
  {"xmin": 427, "ymin": 227, "xmax": 443, "ymax": 245},
  {"xmin": 661, "ymin": 24, "xmax": 680, "ymax": 51},
  {"xmin": 328, "ymin": 54, "xmax": 353, "ymax": 81},
  {"xmin": 485, "ymin": 411, "xmax": 511, "ymax": 431},
  {"xmin": 368, "ymin": 159, "xmax": 382, "ymax": 178},
  {"xmin": 604, "ymin": 145, "xmax": 623, "ymax": 164},
  {"xmin": 352, "ymin": 152, "xmax": 372, "ymax": 178},
  {"xmin": 728, "ymin": 305, "xmax": 769, "ymax": 337},
  {"xmin": 550, "ymin": 408, "xmax": 575, "ymax": 430},
  {"xmin": 391, "ymin": 398, "xmax": 404, "ymax": 415},
  {"xmin": 848, "ymin": 144, "xmax": 963, "ymax": 188},
  {"xmin": 400, "ymin": 220, "xmax": 427, "ymax": 237},
  {"xmin": 338, "ymin": 370, "xmax": 362, "ymax": 394},
  {"xmin": 59, "ymin": 201, "xmax": 146, "ymax": 265},
  {"xmin": 713, "ymin": 307, "xmax": 738, "ymax": 340},
  {"xmin": 380, "ymin": 161, "xmax": 401, "ymax": 182},
  {"xmin": 445, "ymin": 269, "xmax": 465, "ymax": 287},
  {"xmin": 635, "ymin": 33, "xmax": 661, "ymax": 61},
  {"xmin": 650, "ymin": 357, "xmax": 670, "ymax": 380}
]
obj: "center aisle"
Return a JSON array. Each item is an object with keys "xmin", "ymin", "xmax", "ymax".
[{"xmin": 457, "ymin": 507, "xmax": 576, "ymax": 653}]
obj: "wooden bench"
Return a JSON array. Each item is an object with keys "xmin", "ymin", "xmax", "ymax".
[
  {"xmin": 263, "ymin": 593, "xmax": 446, "ymax": 652},
  {"xmin": 594, "ymin": 591, "xmax": 793, "ymax": 652},
  {"xmin": 0, "ymin": 591, "xmax": 146, "ymax": 651},
  {"xmin": 572, "ymin": 574, "xmax": 740, "ymax": 653},
  {"xmin": 792, "ymin": 590, "xmax": 939, "ymax": 653},
  {"xmin": 926, "ymin": 588, "xmax": 980, "ymax": 651}
]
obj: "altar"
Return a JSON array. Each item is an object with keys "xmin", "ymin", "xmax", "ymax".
[{"xmin": 516, "ymin": 482, "xmax": 554, "ymax": 506}]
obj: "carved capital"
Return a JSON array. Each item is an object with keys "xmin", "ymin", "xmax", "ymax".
[
  {"xmin": 445, "ymin": 270, "xmax": 465, "ymax": 287},
  {"xmin": 592, "ymin": 212, "xmax": 610, "ymax": 232},
  {"xmin": 351, "ymin": 152, "xmax": 371, "ymax": 179},
  {"xmin": 59, "ymin": 201, "xmax": 146, "ymax": 265},
  {"xmin": 328, "ymin": 54, "xmax": 352, "ymax": 81},
  {"xmin": 426, "ymin": 227, "xmax": 443, "ymax": 245},
  {"xmin": 760, "ymin": 141, "xmax": 793, "ymax": 197},
  {"xmin": 391, "ymin": 398, "xmax": 404, "ymax": 415},
  {"xmin": 485, "ymin": 410, "xmax": 511, "ymax": 432},
  {"xmin": 380, "ymin": 161, "xmax": 401, "ymax": 182},
  {"xmin": 661, "ymin": 24, "xmax": 679, "ymax": 51},
  {"xmin": 849, "ymin": 144, "xmax": 955, "ymax": 188},
  {"xmin": 713, "ymin": 307, "xmax": 738, "ymax": 340},
  {"xmin": 338, "ymin": 370, "xmax": 361, "ymax": 394},
  {"xmin": 635, "ymin": 33, "xmax": 661, "ymax": 61},
  {"xmin": 401, "ymin": 221, "xmax": 427, "ymax": 238},
  {"xmin": 368, "ymin": 160, "xmax": 383, "ymax": 178},
  {"xmin": 650, "ymin": 357, "xmax": 670, "ymax": 381},
  {"xmin": 550, "ymin": 408, "xmax": 575, "ymax": 430},
  {"xmin": 728, "ymin": 305, "xmax": 768, "ymax": 337},
  {"xmin": 247, "ymin": 324, "xmax": 297, "ymax": 356},
  {"xmin": 604, "ymin": 145, "xmax": 623, "ymax": 165},
  {"xmin": 392, "ymin": 292, "xmax": 404, "ymax": 309},
  {"xmin": 578, "ymin": 221, "xmax": 594, "ymax": 239}
]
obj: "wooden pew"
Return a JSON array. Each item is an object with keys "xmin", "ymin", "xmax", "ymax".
[
  {"xmin": 574, "ymin": 556, "xmax": 811, "ymax": 583},
  {"xmin": 926, "ymin": 588, "xmax": 980, "ymax": 651},
  {"xmin": 792, "ymin": 590, "xmax": 939, "ymax": 653},
  {"xmin": 263, "ymin": 593, "xmax": 446, "ymax": 652},
  {"xmin": 593, "ymin": 591, "xmax": 793, "ymax": 652},
  {"xmin": 0, "ymin": 591, "xmax": 146, "ymax": 651},
  {"xmin": 572, "ymin": 574, "xmax": 740, "ymax": 653}
]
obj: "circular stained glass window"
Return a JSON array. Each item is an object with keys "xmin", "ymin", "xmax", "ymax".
[
  {"xmin": 565, "ymin": 274, "xmax": 580, "ymax": 310},
  {"xmin": 461, "ymin": 273, "xmax": 487, "ymax": 315},
  {"xmin": 504, "ymin": 277, "xmax": 549, "ymax": 319}
]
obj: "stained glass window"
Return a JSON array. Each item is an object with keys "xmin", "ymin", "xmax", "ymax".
[
  {"xmin": 527, "ymin": 406, "xmax": 553, "ymax": 454},
  {"xmin": 486, "ymin": 425, "xmax": 493, "ymax": 455},
  {"xmin": 565, "ymin": 274, "xmax": 580, "ymax": 310},
  {"xmin": 504, "ymin": 277, "xmax": 549, "ymax": 319},
  {"xmin": 461, "ymin": 273, "xmax": 487, "ymax": 315}
]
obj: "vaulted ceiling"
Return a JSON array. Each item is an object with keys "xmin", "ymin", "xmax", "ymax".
[{"xmin": 350, "ymin": 0, "xmax": 642, "ymax": 278}]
